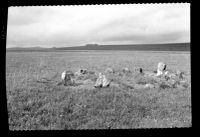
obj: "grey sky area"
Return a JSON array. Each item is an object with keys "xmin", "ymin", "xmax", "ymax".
[{"xmin": 7, "ymin": 4, "xmax": 190, "ymax": 48}]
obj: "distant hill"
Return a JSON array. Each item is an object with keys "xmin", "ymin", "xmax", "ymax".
[
  {"xmin": 6, "ymin": 43, "xmax": 190, "ymax": 52},
  {"xmin": 6, "ymin": 46, "xmax": 46, "ymax": 51}
]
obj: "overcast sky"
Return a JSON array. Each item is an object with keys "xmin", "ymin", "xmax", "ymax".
[{"xmin": 7, "ymin": 4, "xmax": 190, "ymax": 48}]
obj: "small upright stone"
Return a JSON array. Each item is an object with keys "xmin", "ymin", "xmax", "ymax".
[
  {"xmin": 61, "ymin": 70, "xmax": 67, "ymax": 82},
  {"xmin": 102, "ymin": 75, "xmax": 110, "ymax": 87},
  {"xmin": 94, "ymin": 73, "xmax": 110, "ymax": 88},
  {"xmin": 61, "ymin": 70, "xmax": 74, "ymax": 86},
  {"xmin": 94, "ymin": 73, "xmax": 103, "ymax": 88},
  {"xmin": 156, "ymin": 62, "xmax": 167, "ymax": 76}
]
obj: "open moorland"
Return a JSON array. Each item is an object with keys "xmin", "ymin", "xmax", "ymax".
[{"xmin": 6, "ymin": 50, "xmax": 191, "ymax": 130}]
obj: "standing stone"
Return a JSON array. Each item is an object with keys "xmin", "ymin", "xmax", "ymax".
[
  {"xmin": 156, "ymin": 62, "xmax": 167, "ymax": 76},
  {"xmin": 61, "ymin": 71, "xmax": 67, "ymax": 82},
  {"xmin": 61, "ymin": 70, "xmax": 74, "ymax": 86},
  {"xmin": 102, "ymin": 75, "xmax": 110, "ymax": 87},
  {"xmin": 94, "ymin": 73, "xmax": 103, "ymax": 88},
  {"xmin": 94, "ymin": 73, "xmax": 110, "ymax": 88}
]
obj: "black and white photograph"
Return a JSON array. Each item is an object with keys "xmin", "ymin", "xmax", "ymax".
[{"xmin": 6, "ymin": 3, "xmax": 191, "ymax": 130}]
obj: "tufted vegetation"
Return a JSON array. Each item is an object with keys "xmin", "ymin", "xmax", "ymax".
[{"xmin": 6, "ymin": 51, "xmax": 191, "ymax": 130}]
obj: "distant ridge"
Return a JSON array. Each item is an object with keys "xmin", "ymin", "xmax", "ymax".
[
  {"xmin": 7, "ymin": 46, "xmax": 45, "ymax": 50},
  {"xmin": 7, "ymin": 43, "xmax": 190, "ymax": 52}
]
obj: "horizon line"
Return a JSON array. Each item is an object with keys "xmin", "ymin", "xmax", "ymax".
[{"xmin": 6, "ymin": 42, "xmax": 190, "ymax": 49}]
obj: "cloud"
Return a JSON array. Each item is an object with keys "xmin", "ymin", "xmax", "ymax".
[
  {"xmin": 87, "ymin": 4, "xmax": 190, "ymax": 44},
  {"xmin": 7, "ymin": 4, "xmax": 190, "ymax": 48},
  {"xmin": 98, "ymin": 30, "xmax": 188, "ymax": 44},
  {"xmin": 8, "ymin": 7, "xmax": 45, "ymax": 26}
]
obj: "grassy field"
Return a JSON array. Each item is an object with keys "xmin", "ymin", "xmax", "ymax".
[{"xmin": 6, "ymin": 50, "xmax": 191, "ymax": 130}]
